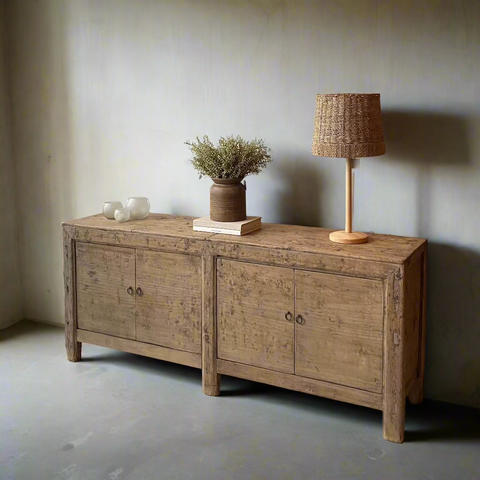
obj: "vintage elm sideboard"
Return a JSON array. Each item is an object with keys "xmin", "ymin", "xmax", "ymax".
[{"xmin": 63, "ymin": 213, "xmax": 427, "ymax": 443}]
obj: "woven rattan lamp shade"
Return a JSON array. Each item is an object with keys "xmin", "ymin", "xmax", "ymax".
[{"xmin": 312, "ymin": 93, "xmax": 385, "ymax": 158}]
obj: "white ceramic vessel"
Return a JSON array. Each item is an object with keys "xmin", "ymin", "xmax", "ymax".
[
  {"xmin": 126, "ymin": 197, "xmax": 150, "ymax": 220},
  {"xmin": 103, "ymin": 201, "xmax": 123, "ymax": 219},
  {"xmin": 114, "ymin": 207, "xmax": 131, "ymax": 223}
]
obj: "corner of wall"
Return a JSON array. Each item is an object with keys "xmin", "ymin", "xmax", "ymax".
[{"xmin": 0, "ymin": 0, "xmax": 24, "ymax": 329}]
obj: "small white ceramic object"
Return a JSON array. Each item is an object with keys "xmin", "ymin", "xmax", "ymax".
[
  {"xmin": 103, "ymin": 201, "xmax": 123, "ymax": 219},
  {"xmin": 114, "ymin": 207, "xmax": 131, "ymax": 223},
  {"xmin": 126, "ymin": 197, "xmax": 150, "ymax": 220}
]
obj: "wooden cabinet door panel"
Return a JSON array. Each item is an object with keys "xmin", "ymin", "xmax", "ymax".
[
  {"xmin": 76, "ymin": 242, "xmax": 136, "ymax": 339},
  {"xmin": 217, "ymin": 259, "xmax": 295, "ymax": 374},
  {"xmin": 135, "ymin": 250, "xmax": 202, "ymax": 354},
  {"xmin": 295, "ymin": 271, "xmax": 384, "ymax": 393}
]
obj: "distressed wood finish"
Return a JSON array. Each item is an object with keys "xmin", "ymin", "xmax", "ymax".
[
  {"xmin": 63, "ymin": 229, "xmax": 81, "ymax": 361},
  {"xmin": 404, "ymin": 252, "xmax": 423, "ymax": 387},
  {"xmin": 64, "ymin": 214, "xmax": 214, "ymax": 256},
  {"xmin": 77, "ymin": 330, "xmax": 201, "ymax": 369},
  {"xmin": 295, "ymin": 271, "xmax": 384, "ymax": 393},
  {"xmin": 136, "ymin": 250, "xmax": 202, "ymax": 354},
  {"xmin": 214, "ymin": 242, "xmax": 397, "ymax": 279},
  {"xmin": 71, "ymin": 228, "xmax": 207, "ymax": 255},
  {"xmin": 65, "ymin": 213, "xmax": 214, "ymax": 240},
  {"xmin": 408, "ymin": 245, "xmax": 428, "ymax": 404},
  {"xmin": 76, "ymin": 242, "xmax": 136, "ymax": 339},
  {"xmin": 210, "ymin": 222, "xmax": 424, "ymax": 265},
  {"xmin": 202, "ymin": 250, "xmax": 220, "ymax": 395},
  {"xmin": 217, "ymin": 360, "xmax": 382, "ymax": 410},
  {"xmin": 383, "ymin": 269, "xmax": 406, "ymax": 443},
  {"xmin": 217, "ymin": 259, "xmax": 295, "ymax": 374},
  {"xmin": 63, "ymin": 213, "xmax": 427, "ymax": 444}
]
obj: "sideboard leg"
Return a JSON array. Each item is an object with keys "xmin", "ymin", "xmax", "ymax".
[
  {"xmin": 202, "ymin": 251, "xmax": 220, "ymax": 396},
  {"xmin": 383, "ymin": 269, "xmax": 406, "ymax": 443},
  {"xmin": 64, "ymin": 228, "xmax": 81, "ymax": 362},
  {"xmin": 203, "ymin": 374, "xmax": 221, "ymax": 396},
  {"xmin": 383, "ymin": 397, "xmax": 405, "ymax": 443},
  {"xmin": 66, "ymin": 338, "xmax": 82, "ymax": 362},
  {"xmin": 408, "ymin": 246, "xmax": 427, "ymax": 406}
]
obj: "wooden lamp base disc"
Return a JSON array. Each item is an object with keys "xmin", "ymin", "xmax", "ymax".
[{"xmin": 329, "ymin": 231, "xmax": 368, "ymax": 244}]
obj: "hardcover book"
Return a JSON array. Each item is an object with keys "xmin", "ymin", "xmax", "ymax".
[{"xmin": 193, "ymin": 216, "xmax": 262, "ymax": 236}]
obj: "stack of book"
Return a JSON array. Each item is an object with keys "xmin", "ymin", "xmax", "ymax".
[{"xmin": 193, "ymin": 216, "xmax": 262, "ymax": 236}]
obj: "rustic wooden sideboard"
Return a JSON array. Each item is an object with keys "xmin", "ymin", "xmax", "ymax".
[{"xmin": 63, "ymin": 214, "xmax": 427, "ymax": 443}]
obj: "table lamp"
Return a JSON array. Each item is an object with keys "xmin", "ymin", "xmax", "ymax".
[{"xmin": 312, "ymin": 93, "xmax": 386, "ymax": 244}]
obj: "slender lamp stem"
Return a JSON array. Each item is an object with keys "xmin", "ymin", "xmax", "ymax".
[{"xmin": 345, "ymin": 158, "xmax": 354, "ymax": 233}]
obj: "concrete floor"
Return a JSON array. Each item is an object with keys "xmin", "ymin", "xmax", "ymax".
[{"xmin": 1, "ymin": 321, "xmax": 479, "ymax": 480}]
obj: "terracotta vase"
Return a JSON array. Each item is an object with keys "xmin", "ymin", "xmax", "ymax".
[{"xmin": 210, "ymin": 177, "xmax": 246, "ymax": 222}]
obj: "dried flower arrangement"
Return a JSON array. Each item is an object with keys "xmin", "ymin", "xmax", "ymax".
[{"xmin": 186, "ymin": 135, "xmax": 272, "ymax": 179}]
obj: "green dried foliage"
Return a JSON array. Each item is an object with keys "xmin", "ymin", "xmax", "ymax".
[{"xmin": 186, "ymin": 135, "xmax": 272, "ymax": 179}]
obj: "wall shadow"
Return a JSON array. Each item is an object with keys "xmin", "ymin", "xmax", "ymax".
[
  {"xmin": 271, "ymin": 157, "xmax": 324, "ymax": 227},
  {"xmin": 382, "ymin": 110, "xmax": 479, "ymax": 409},
  {"xmin": 383, "ymin": 110, "xmax": 473, "ymax": 236},
  {"xmin": 406, "ymin": 400, "xmax": 480, "ymax": 443},
  {"xmin": 382, "ymin": 111, "xmax": 472, "ymax": 166},
  {"xmin": 82, "ymin": 350, "xmax": 203, "ymax": 385},
  {"xmin": 423, "ymin": 243, "xmax": 480, "ymax": 408}
]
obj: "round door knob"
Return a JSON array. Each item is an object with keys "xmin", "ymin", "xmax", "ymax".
[
  {"xmin": 127, "ymin": 287, "xmax": 134, "ymax": 296},
  {"xmin": 295, "ymin": 315, "xmax": 305, "ymax": 325},
  {"xmin": 285, "ymin": 311, "xmax": 293, "ymax": 322},
  {"xmin": 136, "ymin": 287, "xmax": 143, "ymax": 297}
]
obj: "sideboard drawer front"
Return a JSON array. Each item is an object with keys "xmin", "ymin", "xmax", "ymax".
[
  {"xmin": 217, "ymin": 259, "xmax": 295, "ymax": 374},
  {"xmin": 76, "ymin": 242, "xmax": 136, "ymax": 339},
  {"xmin": 295, "ymin": 271, "xmax": 384, "ymax": 393},
  {"xmin": 135, "ymin": 250, "xmax": 202, "ymax": 354}
]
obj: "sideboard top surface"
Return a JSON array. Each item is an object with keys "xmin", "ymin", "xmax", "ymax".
[
  {"xmin": 63, "ymin": 213, "xmax": 215, "ymax": 240},
  {"xmin": 210, "ymin": 223, "xmax": 426, "ymax": 264},
  {"xmin": 64, "ymin": 213, "xmax": 426, "ymax": 264}
]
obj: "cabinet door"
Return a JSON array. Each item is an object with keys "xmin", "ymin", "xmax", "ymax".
[
  {"xmin": 135, "ymin": 250, "xmax": 202, "ymax": 354},
  {"xmin": 295, "ymin": 271, "xmax": 384, "ymax": 393},
  {"xmin": 76, "ymin": 243, "xmax": 136, "ymax": 339},
  {"xmin": 217, "ymin": 259, "xmax": 295, "ymax": 374}
]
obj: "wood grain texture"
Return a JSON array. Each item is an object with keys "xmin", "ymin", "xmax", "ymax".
[
  {"xmin": 63, "ymin": 214, "xmax": 214, "ymax": 257},
  {"xmin": 202, "ymin": 250, "xmax": 220, "ymax": 395},
  {"xmin": 409, "ymin": 245, "xmax": 428, "ymax": 404},
  {"xmin": 217, "ymin": 360, "xmax": 382, "ymax": 410},
  {"xmin": 63, "ymin": 229, "xmax": 81, "ymax": 361},
  {"xmin": 64, "ymin": 213, "xmax": 214, "ymax": 240},
  {"xmin": 383, "ymin": 269, "xmax": 406, "ymax": 443},
  {"xmin": 76, "ymin": 242, "xmax": 136, "ymax": 339},
  {"xmin": 210, "ymin": 223, "xmax": 425, "ymax": 265},
  {"xmin": 70, "ymin": 227, "xmax": 208, "ymax": 256},
  {"xmin": 329, "ymin": 230, "xmax": 368, "ymax": 244},
  {"xmin": 136, "ymin": 250, "xmax": 202, "ymax": 354},
  {"xmin": 77, "ymin": 330, "xmax": 201, "ymax": 369},
  {"xmin": 295, "ymin": 271, "xmax": 384, "ymax": 393},
  {"xmin": 64, "ymin": 214, "xmax": 427, "ymax": 444},
  {"xmin": 214, "ymin": 243, "xmax": 397, "ymax": 279},
  {"xmin": 63, "ymin": 214, "xmax": 426, "ymax": 265},
  {"xmin": 217, "ymin": 259, "xmax": 295, "ymax": 373},
  {"xmin": 404, "ymin": 252, "xmax": 423, "ymax": 386}
]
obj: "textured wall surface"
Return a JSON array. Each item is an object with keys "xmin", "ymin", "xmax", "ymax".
[
  {"xmin": 0, "ymin": 0, "xmax": 22, "ymax": 329},
  {"xmin": 7, "ymin": 0, "xmax": 480, "ymax": 407}
]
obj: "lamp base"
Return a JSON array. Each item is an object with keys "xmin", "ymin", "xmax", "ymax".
[{"xmin": 329, "ymin": 230, "xmax": 368, "ymax": 244}]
